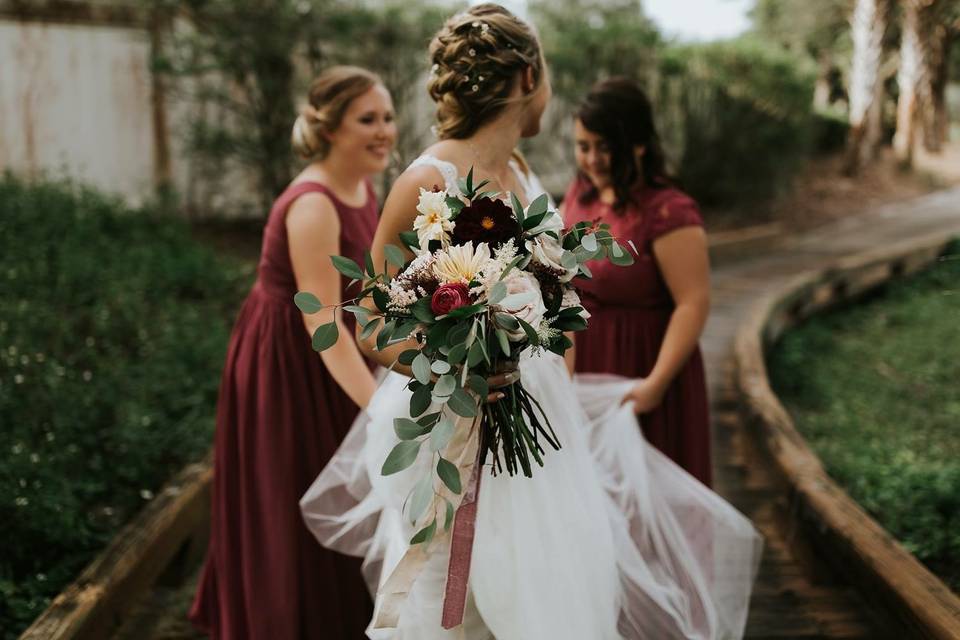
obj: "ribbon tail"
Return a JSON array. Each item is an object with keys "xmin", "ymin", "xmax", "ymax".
[{"xmin": 441, "ymin": 450, "xmax": 483, "ymax": 629}]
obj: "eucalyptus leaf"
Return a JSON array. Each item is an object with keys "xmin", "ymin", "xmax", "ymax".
[
  {"xmin": 488, "ymin": 282, "xmax": 507, "ymax": 304},
  {"xmin": 381, "ymin": 440, "xmax": 421, "ymax": 475},
  {"xmin": 447, "ymin": 343, "xmax": 468, "ymax": 364},
  {"xmin": 384, "ymin": 244, "xmax": 406, "ymax": 269},
  {"xmin": 437, "ymin": 457, "xmax": 462, "ymax": 494},
  {"xmin": 294, "ymin": 291, "xmax": 322, "ymax": 314},
  {"xmin": 331, "ymin": 255, "xmax": 365, "ymax": 280},
  {"xmin": 444, "ymin": 499, "xmax": 456, "ymax": 531},
  {"xmin": 517, "ymin": 317, "xmax": 539, "ymax": 344},
  {"xmin": 433, "ymin": 374, "xmax": 457, "ymax": 397},
  {"xmin": 408, "ymin": 473, "xmax": 434, "ymax": 524},
  {"xmin": 494, "ymin": 313, "xmax": 520, "ymax": 331},
  {"xmin": 412, "ymin": 353, "xmax": 432, "ymax": 385},
  {"xmin": 496, "ymin": 329, "xmax": 511, "ymax": 356},
  {"xmin": 581, "ymin": 233, "xmax": 598, "ymax": 252},
  {"xmin": 431, "ymin": 360, "xmax": 451, "ymax": 375},
  {"xmin": 511, "ymin": 192, "xmax": 525, "ymax": 223},
  {"xmin": 467, "ymin": 374, "xmax": 489, "ymax": 399},
  {"xmin": 430, "ymin": 416, "xmax": 456, "ymax": 452},
  {"xmin": 467, "ymin": 341, "xmax": 485, "ymax": 367},
  {"xmin": 410, "ymin": 518, "xmax": 437, "ymax": 545},
  {"xmin": 411, "ymin": 297, "xmax": 435, "ymax": 323},
  {"xmin": 410, "ymin": 383, "xmax": 433, "ymax": 417},
  {"xmin": 394, "ymin": 417, "xmax": 433, "ymax": 440},
  {"xmin": 399, "ymin": 230, "xmax": 420, "ymax": 251},
  {"xmin": 359, "ymin": 318, "xmax": 379, "ymax": 341},
  {"xmin": 448, "ymin": 386, "xmax": 478, "ymax": 418},
  {"xmin": 311, "ymin": 322, "xmax": 339, "ymax": 351},
  {"xmin": 364, "ymin": 251, "xmax": 376, "ymax": 277},
  {"xmin": 398, "ymin": 348, "xmax": 420, "ymax": 366}
]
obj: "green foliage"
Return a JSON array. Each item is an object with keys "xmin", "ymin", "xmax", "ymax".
[
  {"xmin": 769, "ymin": 242, "xmax": 960, "ymax": 592},
  {"xmin": 0, "ymin": 175, "xmax": 249, "ymax": 637},
  {"xmin": 656, "ymin": 38, "xmax": 818, "ymax": 208},
  {"xmin": 531, "ymin": 0, "xmax": 660, "ymax": 103},
  {"xmin": 157, "ymin": 0, "xmax": 448, "ymax": 212}
]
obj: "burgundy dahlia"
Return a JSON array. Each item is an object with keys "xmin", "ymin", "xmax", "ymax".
[{"xmin": 450, "ymin": 196, "xmax": 521, "ymax": 248}]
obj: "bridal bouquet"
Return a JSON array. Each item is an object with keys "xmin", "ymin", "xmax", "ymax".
[{"xmin": 296, "ymin": 170, "xmax": 633, "ymax": 544}]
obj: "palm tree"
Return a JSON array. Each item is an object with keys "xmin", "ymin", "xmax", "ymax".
[{"xmin": 846, "ymin": 0, "xmax": 890, "ymax": 174}]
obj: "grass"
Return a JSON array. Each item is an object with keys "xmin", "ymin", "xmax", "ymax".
[
  {"xmin": 769, "ymin": 241, "xmax": 960, "ymax": 592},
  {"xmin": 0, "ymin": 175, "xmax": 252, "ymax": 638}
]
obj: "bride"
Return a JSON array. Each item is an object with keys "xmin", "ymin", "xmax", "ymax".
[{"xmin": 301, "ymin": 4, "xmax": 763, "ymax": 639}]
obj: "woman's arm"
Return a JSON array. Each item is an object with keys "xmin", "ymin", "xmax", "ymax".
[
  {"xmin": 356, "ymin": 166, "xmax": 440, "ymax": 372},
  {"xmin": 622, "ymin": 226, "xmax": 710, "ymax": 412},
  {"xmin": 287, "ymin": 192, "xmax": 378, "ymax": 409}
]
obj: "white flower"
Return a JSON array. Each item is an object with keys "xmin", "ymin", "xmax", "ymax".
[
  {"xmin": 413, "ymin": 188, "xmax": 454, "ymax": 250},
  {"xmin": 433, "ymin": 242, "xmax": 492, "ymax": 284},
  {"xmin": 498, "ymin": 271, "xmax": 547, "ymax": 341},
  {"xmin": 560, "ymin": 287, "xmax": 591, "ymax": 320},
  {"xmin": 470, "ymin": 238, "xmax": 519, "ymax": 301},
  {"xmin": 526, "ymin": 234, "xmax": 578, "ymax": 283}
]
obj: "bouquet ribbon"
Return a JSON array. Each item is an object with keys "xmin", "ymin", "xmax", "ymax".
[{"xmin": 372, "ymin": 413, "xmax": 483, "ymax": 632}]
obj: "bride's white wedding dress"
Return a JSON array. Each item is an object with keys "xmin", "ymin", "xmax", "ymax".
[{"xmin": 301, "ymin": 155, "xmax": 763, "ymax": 639}]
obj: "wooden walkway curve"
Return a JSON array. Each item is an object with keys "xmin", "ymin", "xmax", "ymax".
[{"xmin": 97, "ymin": 188, "xmax": 960, "ymax": 640}]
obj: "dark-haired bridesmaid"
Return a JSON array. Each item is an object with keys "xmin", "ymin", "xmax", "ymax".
[{"xmin": 564, "ymin": 77, "xmax": 712, "ymax": 487}]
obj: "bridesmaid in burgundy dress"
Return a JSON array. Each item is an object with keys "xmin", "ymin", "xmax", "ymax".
[
  {"xmin": 564, "ymin": 77, "xmax": 713, "ymax": 487},
  {"xmin": 189, "ymin": 66, "xmax": 396, "ymax": 639}
]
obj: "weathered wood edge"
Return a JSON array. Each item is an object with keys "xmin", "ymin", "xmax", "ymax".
[
  {"xmin": 734, "ymin": 232, "xmax": 960, "ymax": 639},
  {"xmin": 19, "ymin": 453, "xmax": 212, "ymax": 640}
]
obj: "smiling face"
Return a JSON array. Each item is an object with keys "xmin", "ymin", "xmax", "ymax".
[
  {"xmin": 326, "ymin": 84, "xmax": 397, "ymax": 174},
  {"xmin": 573, "ymin": 118, "xmax": 612, "ymax": 192}
]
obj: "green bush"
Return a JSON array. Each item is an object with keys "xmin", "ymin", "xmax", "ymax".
[
  {"xmin": 0, "ymin": 175, "xmax": 250, "ymax": 637},
  {"xmin": 656, "ymin": 38, "xmax": 818, "ymax": 211},
  {"xmin": 769, "ymin": 242, "xmax": 960, "ymax": 592}
]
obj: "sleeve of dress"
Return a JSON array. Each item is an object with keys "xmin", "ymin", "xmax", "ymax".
[{"xmin": 647, "ymin": 191, "xmax": 704, "ymax": 240}]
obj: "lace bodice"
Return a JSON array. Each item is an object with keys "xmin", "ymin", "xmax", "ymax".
[{"xmin": 408, "ymin": 153, "xmax": 554, "ymax": 210}]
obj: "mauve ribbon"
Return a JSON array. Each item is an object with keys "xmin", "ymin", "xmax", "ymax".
[{"xmin": 441, "ymin": 448, "xmax": 483, "ymax": 629}]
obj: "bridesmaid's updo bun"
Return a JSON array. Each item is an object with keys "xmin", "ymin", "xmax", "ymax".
[
  {"xmin": 427, "ymin": 3, "xmax": 543, "ymax": 139},
  {"xmin": 292, "ymin": 66, "xmax": 381, "ymax": 159}
]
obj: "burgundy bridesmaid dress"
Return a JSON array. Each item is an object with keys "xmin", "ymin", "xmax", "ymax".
[
  {"xmin": 189, "ymin": 181, "xmax": 377, "ymax": 639},
  {"xmin": 565, "ymin": 178, "xmax": 712, "ymax": 487}
]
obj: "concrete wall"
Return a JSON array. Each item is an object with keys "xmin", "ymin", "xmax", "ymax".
[{"xmin": 0, "ymin": 19, "xmax": 159, "ymax": 206}]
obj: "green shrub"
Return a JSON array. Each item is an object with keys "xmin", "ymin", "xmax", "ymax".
[
  {"xmin": 0, "ymin": 175, "xmax": 250, "ymax": 637},
  {"xmin": 656, "ymin": 38, "xmax": 818, "ymax": 211},
  {"xmin": 769, "ymin": 241, "xmax": 960, "ymax": 592}
]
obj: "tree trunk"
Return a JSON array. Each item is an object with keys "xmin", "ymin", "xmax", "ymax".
[
  {"xmin": 845, "ymin": 0, "xmax": 889, "ymax": 174},
  {"xmin": 894, "ymin": 1, "xmax": 922, "ymax": 166},
  {"xmin": 922, "ymin": 16, "xmax": 952, "ymax": 151}
]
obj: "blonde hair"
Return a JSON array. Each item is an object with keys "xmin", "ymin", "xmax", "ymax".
[
  {"xmin": 427, "ymin": 3, "xmax": 544, "ymax": 140},
  {"xmin": 291, "ymin": 66, "xmax": 381, "ymax": 159}
]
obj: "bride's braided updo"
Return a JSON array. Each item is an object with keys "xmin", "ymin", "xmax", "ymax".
[{"xmin": 427, "ymin": 3, "xmax": 544, "ymax": 139}]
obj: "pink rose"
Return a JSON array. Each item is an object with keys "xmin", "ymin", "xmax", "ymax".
[{"xmin": 431, "ymin": 282, "xmax": 471, "ymax": 315}]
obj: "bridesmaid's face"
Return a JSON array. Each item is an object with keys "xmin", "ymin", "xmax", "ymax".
[
  {"xmin": 574, "ymin": 119, "xmax": 611, "ymax": 190},
  {"xmin": 327, "ymin": 84, "xmax": 397, "ymax": 174}
]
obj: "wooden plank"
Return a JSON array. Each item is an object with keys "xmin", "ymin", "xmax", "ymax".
[{"xmin": 19, "ymin": 455, "xmax": 212, "ymax": 640}]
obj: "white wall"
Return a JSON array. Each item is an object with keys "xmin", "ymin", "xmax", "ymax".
[{"xmin": 0, "ymin": 20, "xmax": 158, "ymax": 206}]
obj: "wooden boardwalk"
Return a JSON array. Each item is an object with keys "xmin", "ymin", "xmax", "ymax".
[{"xmin": 114, "ymin": 188, "xmax": 960, "ymax": 639}]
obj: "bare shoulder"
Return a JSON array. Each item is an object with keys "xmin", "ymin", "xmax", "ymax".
[
  {"xmin": 285, "ymin": 190, "xmax": 339, "ymax": 237},
  {"xmin": 389, "ymin": 163, "xmax": 446, "ymax": 201}
]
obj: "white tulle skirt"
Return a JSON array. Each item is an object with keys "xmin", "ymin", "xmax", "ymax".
[{"xmin": 301, "ymin": 353, "xmax": 763, "ymax": 639}]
